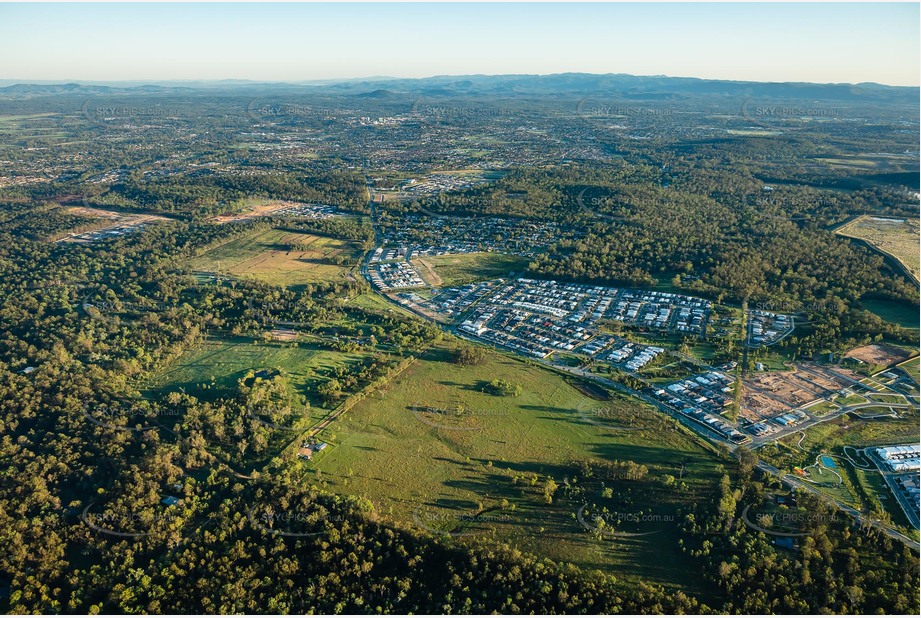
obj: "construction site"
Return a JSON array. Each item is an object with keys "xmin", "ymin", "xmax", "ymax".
[{"xmin": 740, "ymin": 363, "xmax": 860, "ymax": 422}]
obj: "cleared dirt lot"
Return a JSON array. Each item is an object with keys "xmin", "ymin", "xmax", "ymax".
[
  {"xmin": 741, "ymin": 363, "xmax": 858, "ymax": 421},
  {"xmin": 845, "ymin": 343, "xmax": 914, "ymax": 367},
  {"xmin": 66, "ymin": 206, "xmax": 168, "ymax": 226},
  {"xmin": 211, "ymin": 200, "xmax": 294, "ymax": 224},
  {"xmin": 270, "ymin": 328, "xmax": 298, "ymax": 341}
]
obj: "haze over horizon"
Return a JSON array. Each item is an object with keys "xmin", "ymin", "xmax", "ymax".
[
  {"xmin": 2, "ymin": 69, "xmax": 918, "ymax": 89},
  {"xmin": 1, "ymin": 2, "xmax": 918, "ymax": 87}
]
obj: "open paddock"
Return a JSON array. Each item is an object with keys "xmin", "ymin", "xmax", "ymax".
[
  {"xmin": 189, "ymin": 227, "xmax": 362, "ymax": 287},
  {"xmin": 309, "ymin": 339, "xmax": 724, "ymax": 593}
]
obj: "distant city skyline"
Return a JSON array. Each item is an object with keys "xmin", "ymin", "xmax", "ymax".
[{"xmin": 1, "ymin": 2, "xmax": 918, "ymax": 87}]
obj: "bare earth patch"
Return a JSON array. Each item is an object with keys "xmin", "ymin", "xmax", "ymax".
[
  {"xmin": 741, "ymin": 363, "xmax": 860, "ymax": 421},
  {"xmin": 412, "ymin": 258, "xmax": 444, "ymax": 287},
  {"xmin": 212, "ymin": 200, "xmax": 294, "ymax": 224},
  {"xmin": 270, "ymin": 329, "xmax": 298, "ymax": 342},
  {"xmin": 845, "ymin": 343, "xmax": 912, "ymax": 367}
]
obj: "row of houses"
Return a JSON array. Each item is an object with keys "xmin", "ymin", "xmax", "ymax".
[
  {"xmin": 370, "ymin": 247, "xmax": 410, "ymax": 263},
  {"xmin": 61, "ymin": 222, "xmax": 153, "ymax": 244},
  {"xmin": 493, "ymin": 279, "xmax": 712, "ymax": 335},
  {"xmin": 369, "ymin": 262, "xmax": 425, "ymax": 290},
  {"xmin": 648, "ymin": 380, "xmax": 748, "ymax": 444},
  {"xmin": 400, "ymin": 173, "xmax": 489, "ymax": 195},
  {"xmin": 661, "ymin": 372, "xmax": 736, "ymax": 416},
  {"xmin": 444, "ymin": 278, "xmax": 718, "ymax": 373},
  {"xmin": 894, "ymin": 474, "xmax": 920, "ymax": 517},
  {"xmin": 599, "ymin": 341, "xmax": 665, "ymax": 371},
  {"xmin": 272, "ymin": 202, "xmax": 339, "ymax": 219},
  {"xmin": 459, "ymin": 312, "xmax": 554, "ymax": 359},
  {"xmin": 417, "ymin": 280, "xmax": 500, "ymax": 317},
  {"xmin": 750, "ymin": 310, "xmax": 793, "ymax": 346}
]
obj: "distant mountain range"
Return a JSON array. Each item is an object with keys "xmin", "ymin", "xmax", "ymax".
[{"xmin": 1, "ymin": 73, "xmax": 917, "ymax": 104}]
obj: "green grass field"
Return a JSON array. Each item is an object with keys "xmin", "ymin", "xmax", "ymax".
[
  {"xmin": 803, "ymin": 463, "xmax": 842, "ymax": 487},
  {"xmin": 142, "ymin": 335, "xmax": 372, "ymax": 423},
  {"xmin": 866, "ymin": 393, "xmax": 908, "ymax": 404},
  {"xmin": 814, "ymin": 157, "xmax": 879, "ymax": 169},
  {"xmin": 189, "ymin": 228, "xmax": 362, "ymax": 288},
  {"xmin": 804, "ymin": 400, "xmax": 840, "ymax": 416},
  {"xmin": 411, "ymin": 252, "xmax": 529, "ymax": 287},
  {"xmin": 860, "ymin": 298, "xmax": 920, "ymax": 330},
  {"xmin": 307, "ymin": 339, "xmax": 725, "ymax": 594},
  {"xmin": 898, "ymin": 357, "xmax": 920, "ymax": 385},
  {"xmin": 834, "ymin": 394, "xmax": 869, "ymax": 406},
  {"xmin": 854, "ymin": 469, "xmax": 917, "ymax": 535}
]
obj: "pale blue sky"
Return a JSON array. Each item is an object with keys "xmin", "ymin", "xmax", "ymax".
[{"xmin": 1, "ymin": 2, "xmax": 918, "ymax": 86}]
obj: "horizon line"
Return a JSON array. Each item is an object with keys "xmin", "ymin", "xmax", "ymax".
[{"xmin": 1, "ymin": 71, "xmax": 918, "ymax": 90}]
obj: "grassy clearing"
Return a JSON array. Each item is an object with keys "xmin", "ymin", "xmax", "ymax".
[
  {"xmin": 411, "ymin": 252, "xmax": 529, "ymax": 287},
  {"xmin": 142, "ymin": 335, "xmax": 372, "ymax": 423},
  {"xmin": 860, "ymin": 298, "xmax": 920, "ymax": 330},
  {"xmin": 836, "ymin": 215, "xmax": 920, "ymax": 283},
  {"xmin": 347, "ymin": 292, "xmax": 399, "ymax": 312},
  {"xmin": 0, "ymin": 113, "xmax": 58, "ymax": 123},
  {"xmin": 688, "ymin": 342, "xmax": 720, "ymax": 363},
  {"xmin": 189, "ymin": 227, "xmax": 362, "ymax": 288},
  {"xmin": 346, "ymin": 292, "xmax": 420, "ymax": 321},
  {"xmin": 804, "ymin": 400, "xmax": 840, "ymax": 416},
  {"xmin": 814, "ymin": 157, "xmax": 879, "ymax": 169},
  {"xmin": 307, "ymin": 339, "xmax": 725, "ymax": 593},
  {"xmin": 867, "ymin": 393, "xmax": 908, "ymax": 404},
  {"xmin": 855, "ymin": 469, "xmax": 916, "ymax": 533},
  {"xmin": 834, "ymin": 394, "xmax": 869, "ymax": 406}
]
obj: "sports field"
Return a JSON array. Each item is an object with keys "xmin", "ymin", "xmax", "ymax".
[
  {"xmin": 189, "ymin": 228, "xmax": 362, "ymax": 288},
  {"xmin": 860, "ymin": 298, "xmax": 920, "ymax": 330},
  {"xmin": 308, "ymin": 339, "xmax": 724, "ymax": 593}
]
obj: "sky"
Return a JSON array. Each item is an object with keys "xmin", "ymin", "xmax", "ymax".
[{"xmin": 1, "ymin": 2, "xmax": 918, "ymax": 86}]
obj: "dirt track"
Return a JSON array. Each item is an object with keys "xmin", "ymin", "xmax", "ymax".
[{"xmin": 413, "ymin": 258, "xmax": 444, "ymax": 287}]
